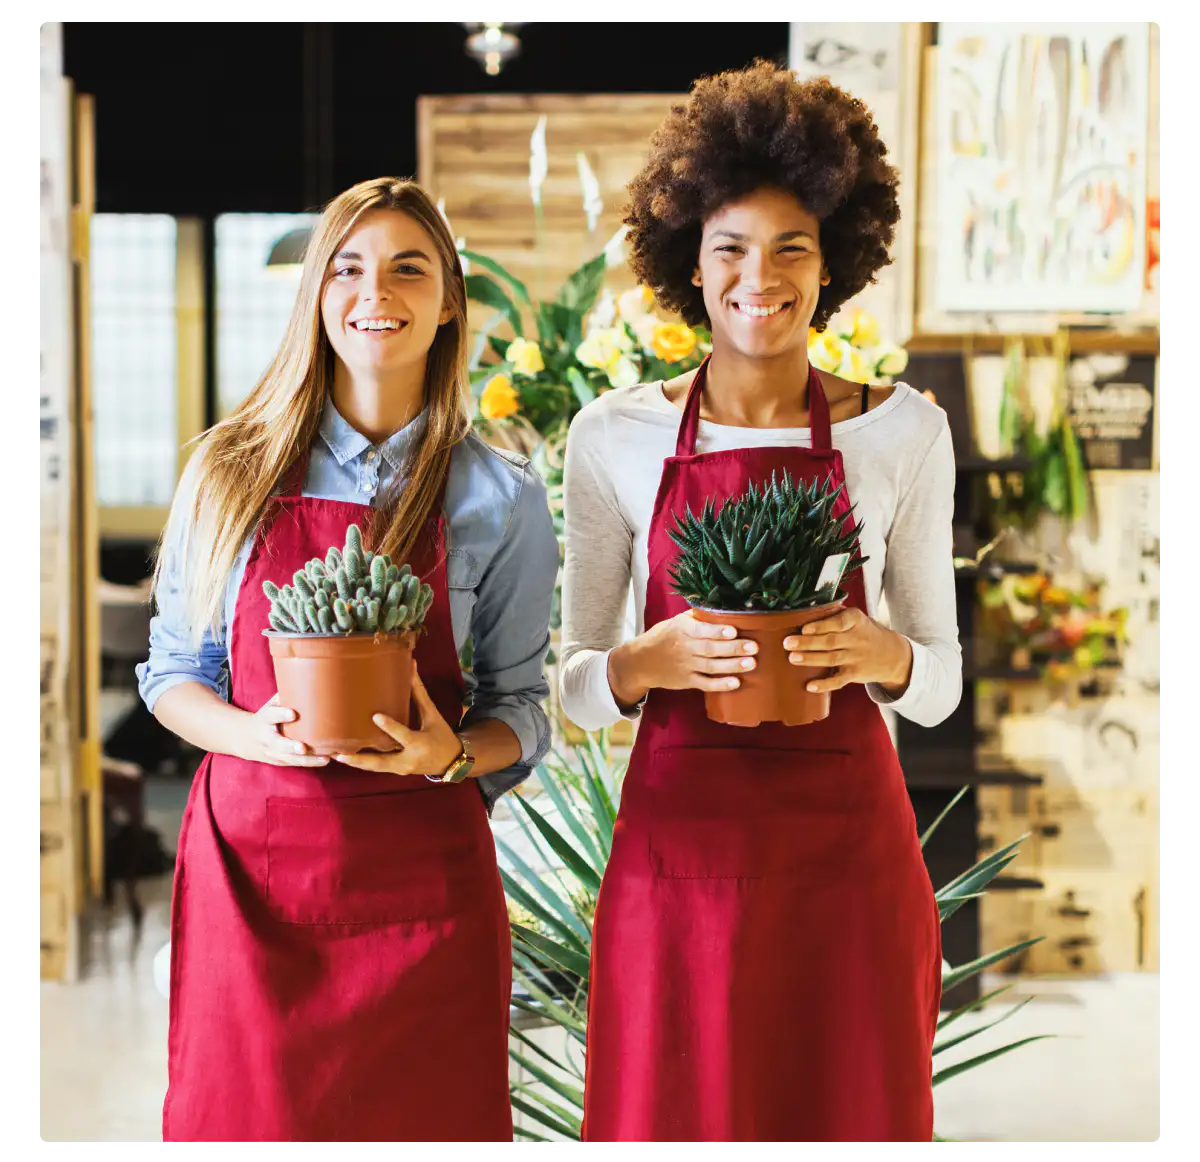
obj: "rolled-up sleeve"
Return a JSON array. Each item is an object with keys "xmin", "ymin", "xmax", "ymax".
[
  {"xmin": 135, "ymin": 510, "xmax": 229, "ymax": 713},
  {"xmin": 464, "ymin": 461, "xmax": 558, "ymax": 807}
]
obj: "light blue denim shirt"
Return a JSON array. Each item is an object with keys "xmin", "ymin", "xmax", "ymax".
[{"xmin": 136, "ymin": 395, "xmax": 559, "ymax": 811}]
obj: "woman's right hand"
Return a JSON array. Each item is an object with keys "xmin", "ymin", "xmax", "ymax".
[
  {"xmin": 607, "ymin": 609, "xmax": 757, "ymax": 709},
  {"xmin": 237, "ymin": 694, "xmax": 330, "ymax": 767}
]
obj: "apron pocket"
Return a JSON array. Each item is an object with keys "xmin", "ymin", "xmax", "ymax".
[
  {"xmin": 646, "ymin": 746, "xmax": 863, "ymax": 881},
  {"xmin": 265, "ymin": 788, "xmax": 482, "ymax": 925}
]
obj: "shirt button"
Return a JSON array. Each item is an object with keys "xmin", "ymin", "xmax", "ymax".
[{"xmin": 366, "ymin": 449, "xmax": 377, "ymax": 461}]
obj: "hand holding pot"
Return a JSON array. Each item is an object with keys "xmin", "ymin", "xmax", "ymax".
[
  {"xmin": 608, "ymin": 609, "xmax": 759, "ymax": 707},
  {"xmin": 334, "ymin": 665, "xmax": 462, "ymax": 776},
  {"xmin": 242, "ymin": 694, "xmax": 330, "ymax": 767},
  {"xmin": 783, "ymin": 607, "xmax": 913, "ymax": 695}
]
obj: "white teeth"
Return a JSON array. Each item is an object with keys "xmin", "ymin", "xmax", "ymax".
[
  {"xmin": 737, "ymin": 302, "xmax": 787, "ymax": 318},
  {"xmin": 355, "ymin": 319, "xmax": 400, "ymax": 331}
]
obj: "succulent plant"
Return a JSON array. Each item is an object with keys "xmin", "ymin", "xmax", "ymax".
[
  {"xmin": 263, "ymin": 522, "xmax": 434, "ymax": 635},
  {"xmin": 667, "ymin": 469, "xmax": 867, "ymax": 612}
]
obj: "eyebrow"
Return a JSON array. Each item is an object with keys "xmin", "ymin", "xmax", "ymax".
[
  {"xmin": 711, "ymin": 230, "xmax": 816, "ymax": 243},
  {"xmin": 332, "ymin": 249, "xmax": 433, "ymax": 262}
]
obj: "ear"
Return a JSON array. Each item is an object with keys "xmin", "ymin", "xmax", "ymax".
[
  {"xmin": 691, "ymin": 266, "xmax": 702, "ymax": 288},
  {"xmin": 439, "ymin": 304, "xmax": 455, "ymax": 325},
  {"xmin": 819, "ymin": 266, "xmax": 831, "ymax": 288}
]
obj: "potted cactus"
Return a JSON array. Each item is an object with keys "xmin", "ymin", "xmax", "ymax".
[
  {"xmin": 262, "ymin": 522, "xmax": 435, "ymax": 755},
  {"xmin": 667, "ymin": 470, "xmax": 866, "ymax": 727}
]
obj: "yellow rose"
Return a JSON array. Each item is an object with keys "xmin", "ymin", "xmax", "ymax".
[
  {"xmin": 845, "ymin": 310, "xmax": 880, "ymax": 348},
  {"xmin": 844, "ymin": 346, "xmax": 872, "ymax": 383},
  {"xmin": 576, "ymin": 327, "xmax": 629, "ymax": 372},
  {"xmin": 875, "ymin": 344, "xmax": 909, "ymax": 378},
  {"xmin": 506, "ymin": 337, "xmax": 545, "ymax": 377},
  {"xmin": 617, "ymin": 285, "xmax": 655, "ymax": 319},
  {"xmin": 651, "ymin": 322, "xmax": 697, "ymax": 364},
  {"xmin": 479, "ymin": 374, "xmax": 520, "ymax": 421},
  {"xmin": 809, "ymin": 330, "xmax": 848, "ymax": 373}
]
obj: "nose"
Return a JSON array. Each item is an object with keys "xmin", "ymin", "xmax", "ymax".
[
  {"xmin": 359, "ymin": 265, "xmax": 393, "ymax": 304},
  {"xmin": 740, "ymin": 248, "xmax": 781, "ymax": 291}
]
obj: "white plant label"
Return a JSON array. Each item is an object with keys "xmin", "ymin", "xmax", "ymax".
[{"xmin": 815, "ymin": 552, "xmax": 851, "ymax": 594}]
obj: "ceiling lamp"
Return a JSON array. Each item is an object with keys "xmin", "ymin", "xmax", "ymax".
[
  {"xmin": 265, "ymin": 226, "xmax": 312, "ymax": 272},
  {"xmin": 463, "ymin": 22, "xmax": 522, "ymax": 76}
]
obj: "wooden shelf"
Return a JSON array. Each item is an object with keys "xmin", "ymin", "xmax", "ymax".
[
  {"xmin": 906, "ymin": 331, "xmax": 1159, "ymax": 355},
  {"xmin": 991, "ymin": 875, "xmax": 1045, "ymax": 892},
  {"xmin": 902, "ymin": 759, "xmax": 1044, "ymax": 789},
  {"xmin": 955, "ymin": 455, "xmax": 1034, "ymax": 474}
]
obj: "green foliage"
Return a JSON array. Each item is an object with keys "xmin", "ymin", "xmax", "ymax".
[
  {"xmin": 263, "ymin": 522, "xmax": 433, "ymax": 636},
  {"xmin": 667, "ymin": 469, "xmax": 867, "ymax": 612}
]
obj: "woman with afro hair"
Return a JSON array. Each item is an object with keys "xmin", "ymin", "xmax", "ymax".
[{"xmin": 559, "ymin": 61, "xmax": 961, "ymax": 1141}]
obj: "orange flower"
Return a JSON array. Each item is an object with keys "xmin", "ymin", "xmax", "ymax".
[{"xmin": 651, "ymin": 322, "xmax": 697, "ymax": 364}]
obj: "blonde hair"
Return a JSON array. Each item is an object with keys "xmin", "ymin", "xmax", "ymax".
[{"xmin": 155, "ymin": 177, "xmax": 471, "ymax": 646}]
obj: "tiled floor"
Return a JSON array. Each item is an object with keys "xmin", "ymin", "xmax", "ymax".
[{"xmin": 40, "ymin": 779, "xmax": 1159, "ymax": 1142}]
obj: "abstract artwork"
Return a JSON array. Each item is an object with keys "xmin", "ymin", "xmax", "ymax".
[{"xmin": 936, "ymin": 23, "xmax": 1149, "ymax": 313}]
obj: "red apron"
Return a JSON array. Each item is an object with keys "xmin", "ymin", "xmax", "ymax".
[
  {"xmin": 163, "ymin": 451, "xmax": 513, "ymax": 1142},
  {"xmin": 582, "ymin": 361, "xmax": 942, "ymax": 1141}
]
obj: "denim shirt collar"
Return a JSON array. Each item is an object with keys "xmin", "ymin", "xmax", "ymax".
[{"xmin": 318, "ymin": 394, "xmax": 428, "ymax": 473}]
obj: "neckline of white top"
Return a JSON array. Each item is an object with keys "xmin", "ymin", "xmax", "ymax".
[{"xmin": 649, "ymin": 379, "xmax": 914, "ymax": 436}]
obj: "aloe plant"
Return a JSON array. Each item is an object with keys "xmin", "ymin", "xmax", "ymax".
[
  {"xmin": 667, "ymin": 469, "xmax": 867, "ymax": 612},
  {"xmin": 501, "ymin": 758, "xmax": 1049, "ymax": 1141},
  {"xmin": 262, "ymin": 522, "xmax": 433, "ymax": 635}
]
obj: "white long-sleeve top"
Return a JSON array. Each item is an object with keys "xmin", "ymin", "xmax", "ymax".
[{"xmin": 559, "ymin": 380, "xmax": 963, "ymax": 732}]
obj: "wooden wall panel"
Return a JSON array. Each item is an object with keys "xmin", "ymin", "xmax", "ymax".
[{"xmin": 418, "ymin": 93, "xmax": 684, "ymax": 311}]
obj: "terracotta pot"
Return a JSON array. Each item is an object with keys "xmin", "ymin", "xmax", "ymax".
[
  {"xmin": 265, "ymin": 630, "xmax": 417, "ymax": 756},
  {"xmin": 691, "ymin": 602, "xmax": 844, "ymax": 728}
]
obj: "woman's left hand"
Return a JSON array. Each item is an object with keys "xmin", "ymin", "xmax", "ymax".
[
  {"xmin": 335, "ymin": 664, "xmax": 462, "ymax": 777},
  {"xmin": 783, "ymin": 606, "xmax": 913, "ymax": 695}
]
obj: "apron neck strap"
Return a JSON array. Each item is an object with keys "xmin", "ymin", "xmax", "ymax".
[{"xmin": 675, "ymin": 356, "xmax": 834, "ymax": 455}]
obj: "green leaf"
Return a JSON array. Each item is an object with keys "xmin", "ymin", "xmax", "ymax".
[
  {"xmin": 459, "ymin": 248, "xmax": 533, "ymax": 307},
  {"xmin": 510, "ymin": 977, "xmax": 586, "ymax": 1037},
  {"xmin": 513, "ymin": 923, "xmax": 592, "ymax": 979},
  {"xmin": 509, "ymin": 1094, "xmax": 579, "ymax": 1140},
  {"xmin": 534, "ymin": 765, "xmax": 607, "ymax": 877},
  {"xmin": 920, "ymin": 785, "xmax": 970, "ymax": 849},
  {"xmin": 557, "ymin": 253, "xmax": 607, "ymax": 315},
  {"xmin": 496, "ymin": 835, "xmax": 591, "ymax": 944},
  {"xmin": 499, "ymin": 868, "xmax": 590, "ymax": 953},
  {"xmin": 513, "ymin": 1125, "xmax": 553, "ymax": 1142},
  {"xmin": 508, "ymin": 1052, "xmax": 586, "ymax": 1109},
  {"xmin": 510, "ymin": 1025, "xmax": 585, "ymax": 1081},
  {"xmin": 938, "ymin": 891, "xmax": 987, "ymax": 924},
  {"xmin": 936, "ymin": 836, "xmax": 1030, "ymax": 899},
  {"xmin": 464, "ymin": 273, "xmax": 523, "ymax": 337},
  {"xmin": 509, "ymin": 1080, "xmax": 583, "ymax": 1131},
  {"xmin": 933, "ymin": 996, "xmax": 1035, "ymax": 1056},
  {"xmin": 566, "ymin": 366, "xmax": 596, "ymax": 409},
  {"xmin": 932, "ymin": 1036, "xmax": 1052, "ymax": 1087},
  {"xmin": 515, "ymin": 795, "xmax": 604, "ymax": 894},
  {"xmin": 936, "ymin": 984, "xmax": 1017, "ymax": 1033},
  {"xmin": 941, "ymin": 937, "xmax": 1044, "ymax": 993}
]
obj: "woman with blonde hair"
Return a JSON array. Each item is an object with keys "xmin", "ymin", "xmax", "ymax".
[{"xmin": 138, "ymin": 176, "xmax": 558, "ymax": 1141}]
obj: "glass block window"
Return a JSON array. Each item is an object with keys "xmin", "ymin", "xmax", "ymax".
[
  {"xmin": 215, "ymin": 213, "xmax": 317, "ymax": 417},
  {"xmin": 90, "ymin": 214, "xmax": 178, "ymax": 507}
]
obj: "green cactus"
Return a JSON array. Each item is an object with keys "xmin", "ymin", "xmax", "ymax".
[{"xmin": 262, "ymin": 520, "xmax": 436, "ymax": 636}]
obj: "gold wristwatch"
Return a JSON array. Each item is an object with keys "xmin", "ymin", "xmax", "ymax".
[{"xmin": 427, "ymin": 734, "xmax": 475, "ymax": 784}]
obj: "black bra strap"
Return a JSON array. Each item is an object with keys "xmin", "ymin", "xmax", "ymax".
[{"xmin": 860, "ymin": 382, "xmax": 870, "ymax": 416}]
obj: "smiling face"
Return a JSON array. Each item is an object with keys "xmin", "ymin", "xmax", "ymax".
[
  {"xmin": 693, "ymin": 188, "xmax": 830, "ymax": 361},
  {"xmin": 320, "ymin": 208, "xmax": 453, "ymax": 381}
]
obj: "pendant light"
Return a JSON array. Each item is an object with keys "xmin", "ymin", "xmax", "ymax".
[{"xmin": 463, "ymin": 23, "xmax": 523, "ymax": 76}]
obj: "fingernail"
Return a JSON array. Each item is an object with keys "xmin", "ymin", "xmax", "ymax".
[
  {"xmin": 723, "ymin": 628, "xmax": 736, "ymax": 639},
  {"xmin": 807, "ymin": 683, "xmax": 818, "ymax": 692},
  {"xmin": 743, "ymin": 643, "xmax": 758, "ymax": 655},
  {"xmin": 741, "ymin": 658, "xmax": 754, "ymax": 670},
  {"xmin": 727, "ymin": 678, "xmax": 739, "ymax": 689},
  {"xmin": 373, "ymin": 715, "xmax": 383, "ymax": 724},
  {"xmin": 293, "ymin": 742, "xmax": 305, "ymax": 754}
]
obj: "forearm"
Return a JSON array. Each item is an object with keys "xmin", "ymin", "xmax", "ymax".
[
  {"xmin": 153, "ymin": 681, "xmax": 251, "ymax": 759},
  {"xmin": 874, "ymin": 629, "xmax": 914, "ymax": 697},
  {"xmin": 459, "ymin": 717, "xmax": 523, "ymax": 780},
  {"xmin": 607, "ymin": 637, "xmax": 651, "ymax": 711}
]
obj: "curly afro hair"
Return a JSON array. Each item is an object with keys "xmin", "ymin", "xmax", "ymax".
[{"xmin": 624, "ymin": 60, "xmax": 900, "ymax": 333}]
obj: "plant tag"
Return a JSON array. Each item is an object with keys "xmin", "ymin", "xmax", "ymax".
[{"xmin": 815, "ymin": 552, "xmax": 851, "ymax": 595}]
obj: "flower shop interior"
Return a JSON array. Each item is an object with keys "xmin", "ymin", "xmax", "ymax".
[{"xmin": 39, "ymin": 21, "xmax": 1162, "ymax": 1144}]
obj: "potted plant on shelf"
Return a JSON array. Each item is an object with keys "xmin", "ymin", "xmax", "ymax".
[
  {"xmin": 261, "ymin": 522, "xmax": 434, "ymax": 756},
  {"xmin": 666, "ymin": 469, "xmax": 867, "ymax": 727}
]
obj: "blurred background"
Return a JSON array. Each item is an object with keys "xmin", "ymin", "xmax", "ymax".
[{"xmin": 40, "ymin": 21, "xmax": 1159, "ymax": 1142}]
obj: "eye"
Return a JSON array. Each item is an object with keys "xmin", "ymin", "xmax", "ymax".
[
  {"xmin": 715, "ymin": 245, "xmax": 743, "ymax": 255},
  {"xmin": 333, "ymin": 265, "xmax": 359, "ymax": 278},
  {"xmin": 395, "ymin": 263, "xmax": 425, "ymax": 276}
]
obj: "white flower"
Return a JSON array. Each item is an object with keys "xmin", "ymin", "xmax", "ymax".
[
  {"xmin": 576, "ymin": 151, "xmax": 603, "ymax": 233},
  {"xmin": 576, "ymin": 327, "xmax": 631, "ymax": 372},
  {"xmin": 617, "ymin": 285, "xmax": 654, "ymax": 320},
  {"xmin": 529, "ymin": 115, "xmax": 548, "ymax": 208},
  {"xmin": 607, "ymin": 355, "xmax": 640, "ymax": 390},
  {"xmin": 630, "ymin": 313, "xmax": 659, "ymax": 351},
  {"xmin": 603, "ymin": 224, "xmax": 630, "ymax": 269},
  {"xmin": 875, "ymin": 344, "xmax": 909, "ymax": 377},
  {"xmin": 590, "ymin": 288, "xmax": 617, "ymax": 330}
]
